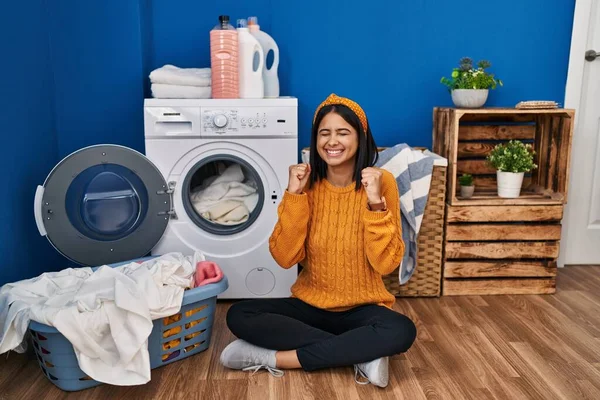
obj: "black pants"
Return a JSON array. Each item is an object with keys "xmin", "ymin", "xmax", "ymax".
[{"xmin": 226, "ymin": 298, "xmax": 417, "ymax": 371}]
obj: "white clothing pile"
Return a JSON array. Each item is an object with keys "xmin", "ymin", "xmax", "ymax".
[
  {"xmin": 150, "ymin": 64, "xmax": 211, "ymax": 99},
  {"xmin": 190, "ymin": 163, "xmax": 259, "ymax": 225},
  {"xmin": 0, "ymin": 252, "xmax": 201, "ymax": 386}
]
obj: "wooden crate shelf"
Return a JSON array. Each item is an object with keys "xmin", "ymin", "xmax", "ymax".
[
  {"xmin": 433, "ymin": 107, "xmax": 575, "ymax": 206},
  {"xmin": 433, "ymin": 107, "xmax": 574, "ymax": 296},
  {"xmin": 444, "ymin": 260, "xmax": 557, "ymax": 278},
  {"xmin": 442, "ymin": 204, "xmax": 562, "ymax": 296},
  {"xmin": 443, "ymin": 278, "xmax": 556, "ymax": 296},
  {"xmin": 445, "ymin": 223, "xmax": 562, "ymax": 241}
]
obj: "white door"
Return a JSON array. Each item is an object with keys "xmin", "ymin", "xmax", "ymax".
[{"xmin": 562, "ymin": 0, "xmax": 600, "ymax": 265}]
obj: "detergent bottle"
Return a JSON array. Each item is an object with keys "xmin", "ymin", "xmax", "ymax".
[
  {"xmin": 237, "ymin": 19, "xmax": 264, "ymax": 98},
  {"xmin": 210, "ymin": 15, "xmax": 239, "ymax": 98},
  {"xmin": 248, "ymin": 16, "xmax": 280, "ymax": 98}
]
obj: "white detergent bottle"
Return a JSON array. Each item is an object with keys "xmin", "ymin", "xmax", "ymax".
[
  {"xmin": 237, "ymin": 19, "xmax": 264, "ymax": 99},
  {"xmin": 248, "ymin": 16, "xmax": 279, "ymax": 98}
]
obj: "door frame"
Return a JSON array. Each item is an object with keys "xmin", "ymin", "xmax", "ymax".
[
  {"xmin": 564, "ymin": 0, "xmax": 593, "ymax": 113},
  {"xmin": 561, "ymin": 0, "xmax": 594, "ymax": 267}
]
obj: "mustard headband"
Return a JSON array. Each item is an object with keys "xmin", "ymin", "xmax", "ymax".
[{"xmin": 313, "ymin": 93, "xmax": 368, "ymax": 132}]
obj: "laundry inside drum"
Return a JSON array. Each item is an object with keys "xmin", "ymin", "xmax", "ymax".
[{"xmin": 188, "ymin": 160, "xmax": 260, "ymax": 227}]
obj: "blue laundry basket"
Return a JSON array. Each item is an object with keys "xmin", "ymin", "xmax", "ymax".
[{"xmin": 27, "ymin": 257, "xmax": 228, "ymax": 392}]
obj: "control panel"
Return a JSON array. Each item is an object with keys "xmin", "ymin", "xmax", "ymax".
[{"xmin": 201, "ymin": 106, "xmax": 297, "ymax": 137}]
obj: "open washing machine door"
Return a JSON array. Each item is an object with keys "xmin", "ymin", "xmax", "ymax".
[{"xmin": 34, "ymin": 144, "xmax": 173, "ymax": 266}]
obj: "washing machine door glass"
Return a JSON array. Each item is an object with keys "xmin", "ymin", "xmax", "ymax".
[
  {"xmin": 36, "ymin": 145, "xmax": 171, "ymax": 266},
  {"xmin": 183, "ymin": 154, "xmax": 264, "ymax": 235}
]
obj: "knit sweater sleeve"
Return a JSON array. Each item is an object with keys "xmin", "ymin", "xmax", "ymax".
[
  {"xmin": 268, "ymin": 190, "xmax": 310, "ymax": 269},
  {"xmin": 362, "ymin": 170, "xmax": 405, "ymax": 275}
]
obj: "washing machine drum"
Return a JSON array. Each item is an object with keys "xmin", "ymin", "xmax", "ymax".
[{"xmin": 34, "ymin": 145, "xmax": 171, "ymax": 267}]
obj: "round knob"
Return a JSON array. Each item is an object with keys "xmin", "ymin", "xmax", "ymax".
[
  {"xmin": 585, "ymin": 50, "xmax": 599, "ymax": 62},
  {"xmin": 213, "ymin": 114, "xmax": 228, "ymax": 128}
]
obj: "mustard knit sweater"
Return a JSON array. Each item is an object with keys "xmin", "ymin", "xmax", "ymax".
[{"xmin": 268, "ymin": 169, "xmax": 404, "ymax": 310}]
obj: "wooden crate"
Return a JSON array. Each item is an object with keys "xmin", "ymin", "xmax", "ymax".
[
  {"xmin": 433, "ymin": 107, "xmax": 575, "ymax": 206},
  {"xmin": 442, "ymin": 204, "xmax": 561, "ymax": 295},
  {"xmin": 433, "ymin": 107, "xmax": 574, "ymax": 296}
]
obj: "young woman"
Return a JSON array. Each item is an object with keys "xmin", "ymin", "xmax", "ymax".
[{"xmin": 220, "ymin": 93, "xmax": 417, "ymax": 388}]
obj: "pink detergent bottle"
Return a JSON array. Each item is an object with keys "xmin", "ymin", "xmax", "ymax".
[{"xmin": 210, "ymin": 15, "xmax": 239, "ymax": 98}]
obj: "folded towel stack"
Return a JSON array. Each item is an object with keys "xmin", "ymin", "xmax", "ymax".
[{"xmin": 150, "ymin": 64, "xmax": 212, "ymax": 99}]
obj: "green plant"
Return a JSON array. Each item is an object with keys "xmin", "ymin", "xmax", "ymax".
[
  {"xmin": 486, "ymin": 140, "xmax": 537, "ymax": 173},
  {"xmin": 441, "ymin": 57, "xmax": 503, "ymax": 91},
  {"xmin": 459, "ymin": 173, "xmax": 473, "ymax": 186}
]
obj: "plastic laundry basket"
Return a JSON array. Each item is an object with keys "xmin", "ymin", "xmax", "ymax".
[{"xmin": 27, "ymin": 258, "xmax": 229, "ymax": 392}]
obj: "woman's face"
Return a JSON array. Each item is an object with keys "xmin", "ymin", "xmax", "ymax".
[{"xmin": 316, "ymin": 111, "xmax": 359, "ymax": 168}]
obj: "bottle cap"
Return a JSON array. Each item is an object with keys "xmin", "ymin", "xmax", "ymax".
[
  {"xmin": 219, "ymin": 15, "xmax": 230, "ymax": 25},
  {"xmin": 248, "ymin": 16, "xmax": 258, "ymax": 26},
  {"xmin": 237, "ymin": 19, "xmax": 247, "ymax": 28}
]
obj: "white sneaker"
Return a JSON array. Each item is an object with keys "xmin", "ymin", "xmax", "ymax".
[
  {"xmin": 354, "ymin": 357, "xmax": 389, "ymax": 388},
  {"xmin": 220, "ymin": 339, "xmax": 284, "ymax": 377}
]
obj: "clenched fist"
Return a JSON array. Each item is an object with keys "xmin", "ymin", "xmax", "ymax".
[
  {"xmin": 361, "ymin": 167, "xmax": 383, "ymax": 204},
  {"xmin": 287, "ymin": 163, "xmax": 311, "ymax": 194}
]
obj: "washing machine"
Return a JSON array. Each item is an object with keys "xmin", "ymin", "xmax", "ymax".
[{"xmin": 33, "ymin": 97, "xmax": 299, "ymax": 299}]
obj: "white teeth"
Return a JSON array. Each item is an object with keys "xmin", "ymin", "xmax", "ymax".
[{"xmin": 326, "ymin": 149, "xmax": 342, "ymax": 154}]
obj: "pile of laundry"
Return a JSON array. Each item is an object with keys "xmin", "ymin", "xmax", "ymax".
[
  {"xmin": 0, "ymin": 252, "xmax": 209, "ymax": 386},
  {"xmin": 150, "ymin": 64, "xmax": 211, "ymax": 99},
  {"xmin": 190, "ymin": 163, "xmax": 259, "ymax": 225}
]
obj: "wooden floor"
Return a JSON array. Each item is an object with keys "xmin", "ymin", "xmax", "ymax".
[{"xmin": 2, "ymin": 266, "xmax": 600, "ymax": 399}]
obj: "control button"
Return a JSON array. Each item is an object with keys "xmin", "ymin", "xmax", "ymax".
[
  {"xmin": 241, "ymin": 118, "xmax": 246, "ymax": 124},
  {"xmin": 262, "ymin": 118, "xmax": 267, "ymax": 124},
  {"xmin": 249, "ymin": 118, "xmax": 254, "ymax": 124},
  {"xmin": 246, "ymin": 268, "xmax": 275, "ymax": 295},
  {"xmin": 213, "ymin": 114, "xmax": 228, "ymax": 128}
]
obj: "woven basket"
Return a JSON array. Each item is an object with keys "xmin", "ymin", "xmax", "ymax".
[{"xmin": 382, "ymin": 163, "xmax": 447, "ymax": 297}]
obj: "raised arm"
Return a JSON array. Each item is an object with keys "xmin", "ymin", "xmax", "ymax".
[
  {"xmin": 268, "ymin": 163, "xmax": 312, "ymax": 268},
  {"xmin": 362, "ymin": 169, "xmax": 405, "ymax": 275},
  {"xmin": 268, "ymin": 191, "xmax": 310, "ymax": 268}
]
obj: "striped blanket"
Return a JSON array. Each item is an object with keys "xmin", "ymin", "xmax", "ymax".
[{"xmin": 375, "ymin": 144, "xmax": 446, "ymax": 284}]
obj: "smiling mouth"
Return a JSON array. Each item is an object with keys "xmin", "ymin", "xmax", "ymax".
[{"xmin": 325, "ymin": 149, "xmax": 344, "ymax": 157}]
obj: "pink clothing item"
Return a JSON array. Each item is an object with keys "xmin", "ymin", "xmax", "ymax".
[{"xmin": 194, "ymin": 261, "xmax": 224, "ymax": 287}]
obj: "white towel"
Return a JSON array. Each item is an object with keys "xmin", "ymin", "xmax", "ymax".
[
  {"xmin": 190, "ymin": 164, "xmax": 259, "ymax": 224},
  {"xmin": 0, "ymin": 252, "xmax": 200, "ymax": 386},
  {"xmin": 151, "ymin": 83, "xmax": 211, "ymax": 99},
  {"xmin": 201, "ymin": 200, "xmax": 252, "ymax": 224},
  {"xmin": 149, "ymin": 64, "xmax": 211, "ymax": 87}
]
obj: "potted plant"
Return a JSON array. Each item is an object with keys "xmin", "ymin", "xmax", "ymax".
[
  {"xmin": 459, "ymin": 173, "xmax": 475, "ymax": 198},
  {"xmin": 441, "ymin": 57, "xmax": 503, "ymax": 108},
  {"xmin": 486, "ymin": 140, "xmax": 537, "ymax": 198}
]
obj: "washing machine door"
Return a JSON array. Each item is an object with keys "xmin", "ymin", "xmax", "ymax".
[
  {"xmin": 181, "ymin": 153, "xmax": 267, "ymax": 236},
  {"xmin": 34, "ymin": 144, "xmax": 172, "ymax": 266}
]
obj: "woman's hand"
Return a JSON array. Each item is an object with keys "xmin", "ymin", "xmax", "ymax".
[
  {"xmin": 361, "ymin": 167, "xmax": 383, "ymax": 204},
  {"xmin": 287, "ymin": 163, "xmax": 311, "ymax": 194}
]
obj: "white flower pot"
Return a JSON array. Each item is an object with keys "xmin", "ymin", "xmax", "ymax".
[
  {"xmin": 460, "ymin": 185, "xmax": 475, "ymax": 198},
  {"xmin": 497, "ymin": 171, "xmax": 524, "ymax": 198},
  {"xmin": 451, "ymin": 89, "xmax": 489, "ymax": 108}
]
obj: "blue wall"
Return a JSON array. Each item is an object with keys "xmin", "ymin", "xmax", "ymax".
[
  {"xmin": 48, "ymin": 1, "xmax": 147, "ymax": 158},
  {"xmin": 0, "ymin": 1, "xmax": 147, "ymax": 285},
  {"xmin": 1, "ymin": 0, "xmax": 575, "ymax": 285},
  {"xmin": 0, "ymin": 1, "xmax": 65, "ymax": 285},
  {"xmin": 150, "ymin": 0, "xmax": 576, "ymax": 150}
]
